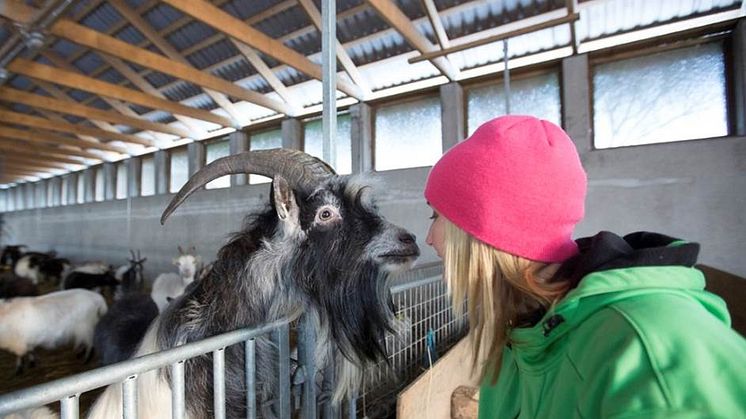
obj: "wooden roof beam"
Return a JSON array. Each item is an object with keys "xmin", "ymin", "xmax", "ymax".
[
  {"xmin": 8, "ymin": 59, "xmax": 232, "ymax": 128},
  {"xmin": 420, "ymin": 0, "xmax": 451, "ymax": 49},
  {"xmin": 0, "ymin": 146, "xmax": 86, "ymax": 166},
  {"xmin": 161, "ymin": 0, "xmax": 365, "ymax": 102},
  {"xmin": 1, "ymin": 155, "xmax": 74, "ymax": 170},
  {"xmin": 0, "ymin": 86, "xmax": 191, "ymax": 138},
  {"xmin": 0, "ymin": 136, "xmax": 102, "ymax": 160},
  {"xmin": 0, "ymin": 108, "xmax": 153, "ymax": 147},
  {"xmin": 297, "ymin": 0, "xmax": 372, "ymax": 98},
  {"xmin": 109, "ymin": 0, "xmax": 249, "ymax": 124},
  {"xmin": 38, "ymin": 51, "xmax": 171, "ymax": 143},
  {"xmin": 366, "ymin": 0, "xmax": 458, "ymax": 80},
  {"xmin": 0, "ymin": 125, "xmax": 127, "ymax": 154}
]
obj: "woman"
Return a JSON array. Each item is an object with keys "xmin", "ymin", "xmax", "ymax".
[{"xmin": 424, "ymin": 115, "xmax": 746, "ymax": 418}]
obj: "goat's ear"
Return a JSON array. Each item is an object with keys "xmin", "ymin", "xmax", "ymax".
[{"xmin": 272, "ymin": 176, "xmax": 299, "ymax": 226}]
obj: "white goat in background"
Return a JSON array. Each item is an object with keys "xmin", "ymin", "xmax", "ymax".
[
  {"xmin": 150, "ymin": 246, "xmax": 201, "ymax": 313},
  {"xmin": 0, "ymin": 289, "xmax": 107, "ymax": 374}
]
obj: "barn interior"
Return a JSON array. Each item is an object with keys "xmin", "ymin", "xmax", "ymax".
[{"xmin": 0, "ymin": 0, "xmax": 745, "ymax": 418}]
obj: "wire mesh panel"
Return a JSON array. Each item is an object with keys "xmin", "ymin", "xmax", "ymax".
[{"xmin": 356, "ymin": 264, "xmax": 468, "ymax": 418}]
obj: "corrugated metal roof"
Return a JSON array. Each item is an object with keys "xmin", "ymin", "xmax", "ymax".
[{"xmin": 143, "ymin": 3, "xmax": 184, "ymax": 32}]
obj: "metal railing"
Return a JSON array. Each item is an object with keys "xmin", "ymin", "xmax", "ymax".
[{"xmin": 0, "ymin": 264, "xmax": 467, "ymax": 419}]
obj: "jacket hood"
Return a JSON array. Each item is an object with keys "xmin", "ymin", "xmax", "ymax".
[{"xmin": 508, "ymin": 231, "xmax": 730, "ymax": 367}]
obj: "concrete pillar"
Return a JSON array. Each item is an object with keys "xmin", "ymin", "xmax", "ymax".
[
  {"xmin": 440, "ymin": 82, "xmax": 466, "ymax": 151},
  {"xmin": 350, "ymin": 103, "xmax": 373, "ymax": 174},
  {"xmin": 281, "ymin": 118, "xmax": 303, "ymax": 150},
  {"xmin": 734, "ymin": 20, "xmax": 745, "ymax": 136},
  {"xmin": 229, "ymin": 131, "xmax": 250, "ymax": 186},
  {"xmin": 188, "ymin": 142, "xmax": 206, "ymax": 177},
  {"xmin": 103, "ymin": 162, "xmax": 117, "ymax": 201},
  {"xmin": 0, "ymin": 189, "xmax": 7, "ymax": 212},
  {"xmin": 83, "ymin": 168, "xmax": 95, "ymax": 203},
  {"xmin": 155, "ymin": 150, "xmax": 171, "ymax": 195},
  {"xmin": 127, "ymin": 157, "xmax": 142, "ymax": 198},
  {"xmin": 561, "ymin": 54, "xmax": 592, "ymax": 154},
  {"xmin": 66, "ymin": 173, "xmax": 77, "ymax": 206}
]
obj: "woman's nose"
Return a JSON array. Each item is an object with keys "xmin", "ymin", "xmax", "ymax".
[{"xmin": 425, "ymin": 224, "xmax": 434, "ymax": 246}]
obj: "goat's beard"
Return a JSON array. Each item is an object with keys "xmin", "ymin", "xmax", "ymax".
[{"xmin": 305, "ymin": 260, "xmax": 395, "ymax": 364}]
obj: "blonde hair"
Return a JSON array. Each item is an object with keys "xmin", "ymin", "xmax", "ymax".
[{"xmin": 442, "ymin": 219, "xmax": 569, "ymax": 382}]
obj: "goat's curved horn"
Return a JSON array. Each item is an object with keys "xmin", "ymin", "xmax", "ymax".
[{"xmin": 161, "ymin": 148, "xmax": 335, "ymax": 225}]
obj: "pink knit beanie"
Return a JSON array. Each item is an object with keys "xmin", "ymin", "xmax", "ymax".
[{"xmin": 424, "ymin": 115, "xmax": 587, "ymax": 263}]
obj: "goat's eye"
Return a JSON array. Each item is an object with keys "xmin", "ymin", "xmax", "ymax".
[{"xmin": 315, "ymin": 205, "xmax": 339, "ymax": 224}]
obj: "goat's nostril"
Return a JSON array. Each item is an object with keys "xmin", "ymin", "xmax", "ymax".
[{"xmin": 399, "ymin": 232, "xmax": 416, "ymax": 244}]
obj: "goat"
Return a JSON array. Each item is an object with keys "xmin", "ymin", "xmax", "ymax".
[
  {"xmin": 88, "ymin": 149, "xmax": 420, "ymax": 419},
  {"xmin": 14, "ymin": 253, "xmax": 69, "ymax": 285},
  {"xmin": 2, "ymin": 406, "xmax": 58, "ymax": 419},
  {"xmin": 113, "ymin": 251, "xmax": 147, "ymax": 295},
  {"xmin": 0, "ymin": 289, "xmax": 107, "ymax": 374},
  {"xmin": 0, "ymin": 245, "xmax": 26, "ymax": 268},
  {"xmin": 93, "ymin": 293, "xmax": 158, "ymax": 366},
  {"xmin": 69, "ymin": 261, "xmax": 110, "ymax": 275},
  {"xmin": 62, "ymin": 271, "xmax": 118, "ymax": 293},
  {"xmin": 0, "ymin": 273, "xmax": 38, "ymax": 298},
  {"xmin": 151, "ymin": 246, "xmax": 201, "ymax": 312}
]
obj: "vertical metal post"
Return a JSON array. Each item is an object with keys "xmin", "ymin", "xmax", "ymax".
[
  {"xmin": 172, "ymin": 360, "xmax": 185, "ymax": 419},
  {"xmin": 123, "ymin": 375, "xmax": 138, "ymax": 419},
  {"xmin": 60, "ymin": 394, "xmax": 79, "ymax": 419},
  {"xmin": 503, "ymin": 39, "xmax": 511, "ymax": 115},
  {"xmin": 214, "ymin": 348, "xmax": 226, "ymax": 419},
  {"xmin": 245, "ymin": 339, "xmax": 257, "ymax": 419},
  {"xmin": 322, "ymin": 357, "xmax": 339, "ymax": 419},
  {"xmin": 347, "ymin": 391, "xmax": 358, "ymax": 419},
  {"xmin": 321, "ymin": 0, "xmax": 337, "ymax": 168},
  {"xmin": 298, "ymin": 315, "xmax": 317, "ymax": 419},
  {"xmin": 275, "ymin": 324, "xmax": 291, "ymax": 419}
]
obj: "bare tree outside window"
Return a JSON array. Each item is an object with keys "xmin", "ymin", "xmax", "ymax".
[{"xmin": 593, "ymin": 42, "xmax": 728, "ymax": 149}]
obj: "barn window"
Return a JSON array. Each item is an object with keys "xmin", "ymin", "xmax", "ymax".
[
  {"xmin": 141, "ymin": 156, "xmax": 155, "ymax": 197},
  {"xmin": 593, "ymin": 42, "xmax": 728, "ymax": 148},
  {"xmin": 249, "ymin": 128, "xmax": 282, "ymax": 184},
  {"xmin": 303, "ymin": 113, "xmax": 352, "ymax": 175},
  {"xmin": 375, "ymin": 95, "xmax": 442, "ymax": 171},
  {"xmin": 170, "ymin": 147, "xmax": 189, "ymax": 193},
  {"xmin": 467, "ymin": 71, "xmax": 561, "ymax": 135},
  {"xmin": 205, "ymin": 139, "xmax": 230, "ymax": 189}
]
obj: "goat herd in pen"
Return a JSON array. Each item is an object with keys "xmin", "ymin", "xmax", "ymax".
[{"xmin": 0, "ymin": 149, "xmax": 422, "ymax": 419}]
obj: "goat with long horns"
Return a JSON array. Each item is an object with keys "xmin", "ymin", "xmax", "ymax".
[{"xmin": 88, "ymin": 148, "xmax": 420, "ymax": 419}]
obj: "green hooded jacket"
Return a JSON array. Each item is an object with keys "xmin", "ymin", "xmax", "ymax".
[{"xmin": 478, "ymin": 232, "xmax": 746, "ymax": 419}]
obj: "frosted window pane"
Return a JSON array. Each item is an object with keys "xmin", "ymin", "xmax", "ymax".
[
  {"xmin": 0, "ymin": 191, "xmax": 6, "ymax": 212},
  {"xmin": 61, "ymin": 178, "xmax": 68, "ymax": 205},
  {"xmin": 116, "ymin": 162, "xmax": 127, "ymax": 199},
  {"xmin": 77, "ymin": 174, "xmax": 85, "ymax": 204},
  {"xmin": 46, "ymin": 182, "xmax": 54, "ymax": 207},
  {"xmin": 249, "ymin": 129, "xmax": 282, "ymax": 184},
  {"xmin": 375, "ymin": 96, "xmax": 442, "ymax": 171},
  {"xmin": 95, "ymin": 167, "xmax": 104, "ymax": 202},
  {"xmin": 304, "ymin": 114, "xmax": 352, "ymax": 174},
  {"xmin": 141, "ymin": 156, "xmax": 155, "ymax": 196},
  {"xmin": 170, "ymin": 148, "xmax": 189, "ymax": 193},
  {"xmin": 593, "ymin": 42, "xmax": 728, "ymax": 149},
  {"xmin": 205, "ymin": 140, "xmax": 230, "ymax": 189},
  {"xmin": 467, "ymin": 72, "xmax": 561, "ymax": 135}
]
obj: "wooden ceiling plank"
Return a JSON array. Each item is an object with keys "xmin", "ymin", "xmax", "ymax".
[
  {"xmin": 1, "ymin": 155, "xmax": 73, "ymax": 170},
  {"xmin": 0, "ymin": 125, "xmax": 127, "ymax": 155},
  {"xmin": 0, "ymin": 108, "xmax": 152, "ymax": 147},
  {"xmin": 231, "ymin": 41, "xmax": 296, "ymax": 106},
  {"xmin": 100, "ymin": 55, "xmax": 210, "ymax": 136},
  {"xmin": 8, "ymin": 58, "xmax": 232, "ymax": 128},
  {"xmin": 420, "ymin": 0, "xmax": 451, "ymax": 49},
  {"xmin": 109, "ymin": 0, "xmax": 248, "ymax": 124},
  {"xmin": 161, "ymin": 0, "xmax": 365, "ymax": 101},
  {"xmin": 0, "ymin": 136, "xmax": 101, "ymax": 160},
  {"xmin": 365, "ymin": 0, "xmax": 458, "ymax": 80},
  {"xmin": 50, "ymin": 18, "xmax": 292, "ymax": 117},
  {"xmin": 0, "ymin": 146, "xmax": 85, "ymax": 165},
  {"xmin": 0, "ymin": 86, "xmax": 190, "ymax": 138}
]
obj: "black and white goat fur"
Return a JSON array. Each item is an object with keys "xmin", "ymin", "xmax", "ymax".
[{"xmin": 88, "ymin": 149, "xmax": 419, "ymax": 419}]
